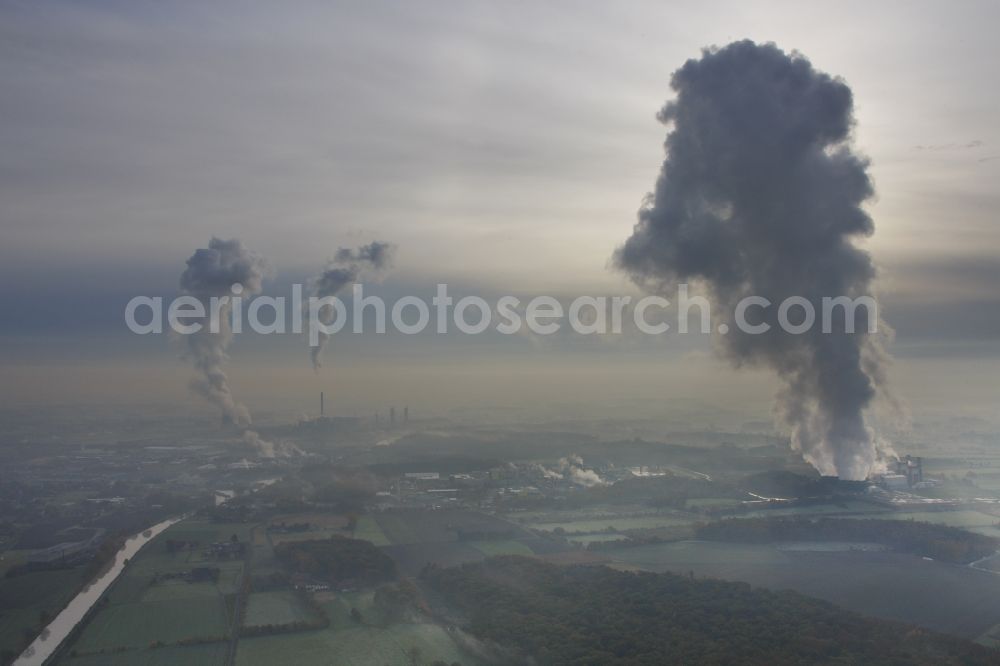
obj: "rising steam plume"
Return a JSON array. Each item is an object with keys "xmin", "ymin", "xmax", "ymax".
[
  {"xmin": 179, "ymin": 237, "xmax": 275, "ymax": 457},
  {"xmin": 309, "ymin": 241, "xmax": 394, "ymax": 369},
  {"xmin": 538, "ymin": 455, "xmax": 606, "ymax": 487},
  {"xmin": 615, "ymin": 41, "xmax": 893, "ymax": 479}
]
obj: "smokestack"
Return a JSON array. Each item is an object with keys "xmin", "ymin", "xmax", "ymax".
[
  {"xmin": 320, "ymin": 391, "xmax": 325, "ymax": 417},
  {"xmin": 615, "ymin": 41, "xmax": 896, "ymax": 480}
]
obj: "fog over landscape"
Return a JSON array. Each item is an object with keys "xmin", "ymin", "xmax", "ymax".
[{"xmin": 1, "ymin": 2, "xmax": 999, "ymax": 666}]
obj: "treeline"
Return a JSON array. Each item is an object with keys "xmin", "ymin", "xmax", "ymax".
[
  {"xmin": 695, "ymin": 517, "xmax": 997, "ymax": 563},
  {"xmin": 274, "ymin": 535, "xmax": 395, "ymax": 586},
  {"xmin": 423, "ymin": 556, "xmax": 997, "ymax": 665},
  {"xmin": 240, "ymin": 620, "xmax": 321, "ymax": 637}
]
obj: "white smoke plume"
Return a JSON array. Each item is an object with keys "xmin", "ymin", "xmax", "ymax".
[
  {"xmin": 179, "ymin": 237, "xmax": 274, "ymax": 457},
  {"xmin": 615, "ymin": 41, "xmax": 897, "ymax": 479},
  {"xmin": 243, "ymin": 429, "xmax": 274, "ymax": 458},
  {"xmin": 543, "ymin": 455, "xmax": 607, "ymax": 487},
  {"xmin": 308, "ymin": 241, "xmax": 395, "ymax": 369},
  {"xmin": 535, "ymin": 463, "xmax": 564, "ymax": 480}
]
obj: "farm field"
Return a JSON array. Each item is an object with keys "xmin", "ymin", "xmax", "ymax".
[
  {"xmin": 352, "ymin": 515, "xmax": 391, "ymax": 546},
  {"xmin": 61, "ymin": 640, "xmax": 228, "ymax": 666},
  {"xmin": 468, "ymin": 539, "xmax": 534, "ymax": 557},
  {"xmin": 249, "ymin": 526, "xmax": 280, "ymax": 575},
  {"xmin": 244, "ymin": 590, "xmax": 317, "ymax": 628},
  {"xmin": 268, "ymin": 513, "xmax": 349, "ymax": 530},
  {"xmin": 686, "ymin": 497, "xmax": 745, "ymax": 509},
  {"xmin": 374, "ymin": 509, "xmax": 528, "ymax": 544},
  {"xmin": 736, "ymin": 501, "xmax": 892, "ymax": 519},
  {"xmin": 70, "ymin": 595, "xmax": 231, "ymax": 652},
  {"xmin": 845, "ymin": 509, "xmax": 1000, "ymax": 529},
  {"xmin": 368, "ymin": 509, "xmax": 563, "ymax": 573},
  {"xmin": 566, "ymin": 534, "xmax": 630, "ymax": 546},
  {"xmin": 159, "ymin": 520, "xmax": 253, "ymax": 547},
  {"xmin": 506, "ymin": 505, "xmax": 671, "ymax": 524},
  {"xmin": 527, "ymin": 514, "xmax": 694, "ymax": 534},
  {"xmin": 235, "ymin": 622, "xmax": 478, "ymax": 666},
  {"xmin": 971, "ymin": 552, "xmax": 1000, "ymax": 573},
  {"xmin": 606, "ymin": 540, "xmax": 1000, "ymax": 639},
  {"xmin": 977, "ymin": 623, "xmax": 1000, "ymax": 648},
  {"xmin": 56, "ymin": 518, "xmax": 249, "ymax": 660},
  {"xmin": 265, "ymin": 512, "xmax": 353, "ymax": 546},
  {"xmin": 52, "ymin": 510, "xmax": 526, "ymax": 664},
  {"xmin": 0, "ymin": 566, "xmax": 90, "ymax": 661},
  {"xmin": 268, "ymin": 529, "xmax": 343, "ymax": 545},
  {"xmin": 0, "ymin": 549, "xmax": 30, "ymax": 575},
  {"xmin": 236, "ymin": 589, "xmax": 481, "ymax": 666}
]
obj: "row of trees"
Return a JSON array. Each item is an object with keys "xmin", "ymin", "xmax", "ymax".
[
  {"xmin": 695, "ymin": 517, "xmax": 997, "ymax": 563},
  {"xmin": 423, "ymin": 555, "xmax": 996, "ymax": 665}
]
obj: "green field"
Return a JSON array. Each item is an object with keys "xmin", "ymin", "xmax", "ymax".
[
  {"xmin": 59, "ymin": 519, "xmax": 249, "ymax": 658},
  {"xmin": 977, "ymin": 622, "xmax": 1000, "ymax": 648},
  {"xmin": 324, "ymin": 590, "xmax": 385, "ymax": 628},
  {"xmin": 0, "ymin": 549, "xmax": 30, "ymax": 575},
  {"xmin": 469, "ymin": 540, "xmax": 534, "ymax": 557},
  {"xmin": 160, "ymin": 520, "xmax": 253, "ymax": 545},
  {"xmin": 141, "ymin": 581, "xmax": 220, "ymax": 603},
  {"xmin": 244, "ymin": 590, "xmax": 316, "ymax": 628},
  {"xmin": 352, "ymin": 515, "xmax": 391, "ymax": 546},
  {"xmin": 268, "ymin": 529, "xmax": 344, "ymax": 546},
  {"xmin": 375, "ymin": 509, "xmax": 523, "ymax": 545},
  {"xmin": 737, "ymin": 501, "xmax": 892, "ymax": 519},
  {"xmin": 72, "ymin": 596, "xmax": 231, "ymax": 652},
  {"xmin": 235, "ymin": 587, "xmax": 482, "ymax": 665},
  {"xmin": 508, "ymin": 506, "xmax": 656, "ymax": 524},
  {"xmin": 236, "ymin": 622, "xmax": 477, "ymax": 666},
  {"xmin": 374, "ymin": 513, "xmax": 427, "ymax": 544},
  {"xmin": 686, "ymin": 497, "xmax": 745, "ymax": 509},
  {"xmin": 528, "ymin": 514, "xmax": 693, "ymax": 534},
  {"xmin": 45, "ymin": 511, "xmax": 505, "ymax": 664},
  {"xmin": 567, "ymin": 534, "xmax": 631, "ymax": 545},
  {"xmin": 611, "ymin": 541, "xmax": 791, "ymax": 570},
  {"xmin": 62, "ymin": 641, "xmax": 228, "ymax": 665},
  {"xmin": 0, "ymin": 566, "xmax": 90, "ymax": 660},
  {"xmin": 249, "ymin": 526, "xmax": 282, "ymax": 577},
  {"xmin": 848, "ymin": 509, "xmax": 1000, "ymax": 529}
]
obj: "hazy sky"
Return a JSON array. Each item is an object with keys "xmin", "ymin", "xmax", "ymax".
[{"xmin": 1, "ymin": 1, "xmax": 997, "ymax": 421}]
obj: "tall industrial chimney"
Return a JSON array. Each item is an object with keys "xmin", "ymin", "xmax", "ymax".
[{"xmin": 320, "ymin": 391, "xmax": 325, "ymax": 417}]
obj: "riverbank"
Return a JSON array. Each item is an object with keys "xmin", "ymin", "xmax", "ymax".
[{"xmin": 12, "ymin": 517, "xmax": 184, "ymax": 666}]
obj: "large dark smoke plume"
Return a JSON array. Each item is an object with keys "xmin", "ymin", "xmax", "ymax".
[
  {"xmin": 309, "ymin": 241, "xmax": 394, "ymax": 369},
  {"xmin": 180, "ymin": 237, "xmax": 275, "ymax": 456},
  {"xmin": 615, "ymin": 41, "xmax": 893, "ymax": 479}
]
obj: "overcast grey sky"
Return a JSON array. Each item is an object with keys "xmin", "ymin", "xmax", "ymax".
[{"xmin": 1, "ymin": 0, "xmax": 997, "ymax": 420}]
